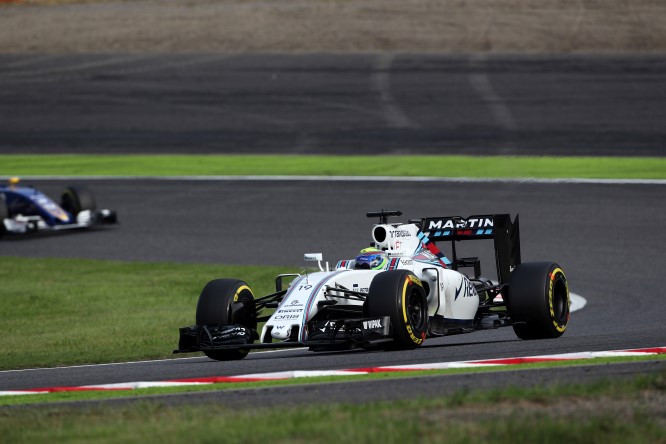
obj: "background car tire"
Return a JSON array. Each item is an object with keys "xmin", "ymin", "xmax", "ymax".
[
  {"xmin": 366, "ymin": 270, "xmax": 428, "ymax": 349},
  {"xmin": 60, "ymin": 186, "xmax": 96, "ymax": 216},
  {"xmin": 508, "ymin": 262, "xmax": 570, "ymax": 339},
  {"xmin": 196, "ymin": 279, "xmax": 256, "ymax": 361},
  {"xmin": 0, "ymin": 196, "xmax": 8, "ymax": 238}
]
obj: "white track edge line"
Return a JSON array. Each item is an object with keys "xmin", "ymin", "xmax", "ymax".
[
  {"xmin": 0, "ymin": 347, "xmax": 307, "ymax": 374},
  {"xmin": 1, "ymin": 175, "xmax": 664, "ymax": 185}
]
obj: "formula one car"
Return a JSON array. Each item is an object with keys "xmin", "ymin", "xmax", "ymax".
[
  {"xmin": 0, "ymin": 177, "xmax": 117, "ymax": 237},
  {"xmin": 175, "ymin": 210, "xmax": 570, "ymax": 360}
]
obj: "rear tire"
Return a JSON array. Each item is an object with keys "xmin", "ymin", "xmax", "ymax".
[
  {"xmin": 196, "ymin": 279, "xmax": 256, "ymax": 361},
  {"xmin": 366, "ymin": 270, "xmax": 428, "ymax": 349},
  {"xmin": 60, "ymin": 186, "xmax": 96, "ymax": 216},
  {"xmin": 508, "ymin": 262, "xmax": 570, "ymax": 339}
]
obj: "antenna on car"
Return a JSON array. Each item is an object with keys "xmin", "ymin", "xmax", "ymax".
[{"xmin": 366, "ymin": 210, "xmax": 402, "ymax": 224}]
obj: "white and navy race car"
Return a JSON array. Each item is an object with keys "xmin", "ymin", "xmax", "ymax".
[
  {"xmin": 0, "ymin": 177, "xmax": 117, "ymax": 238},
  {"xmin": 176, "ymin": 210, "xmax": 570, "ymax": 361}
]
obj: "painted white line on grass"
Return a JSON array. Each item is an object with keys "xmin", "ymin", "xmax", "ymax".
[{"xmin": 2, "ymin": 175, "xmax": 665, "ymax": 185}]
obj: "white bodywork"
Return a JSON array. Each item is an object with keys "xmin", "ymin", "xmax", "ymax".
[
  {"xmin": 260, "ymin": 222, "xmax": 480, "ymax": 343},
  {"xmin": 2, "ymin": 210, "xmax": 96, "ymax": 233}
]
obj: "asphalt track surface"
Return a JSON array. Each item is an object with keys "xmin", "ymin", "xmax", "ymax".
[
  {"xmin": 1, "ymin": 52, "xmax": 665, "ymax": 406},
  {"xmin": 1, "ymin": 179, "xmax": 664, "ymax": 404},
  {"xmin": 1, "ymin": 53, "xmax": 666, "ymax": 156}
]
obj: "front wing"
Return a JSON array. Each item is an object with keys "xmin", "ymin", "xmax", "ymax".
[
  {"xmin": 2, "ymin": 209, "xmax": 117, "ymax": 234},
  {"xmin": 174, "ymin": 315, "xmax": 393, "ymax": 354}
]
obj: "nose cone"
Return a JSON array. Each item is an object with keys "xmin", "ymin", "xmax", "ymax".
[{"xmin": 271, "ymin": 325, "xmax": 292, "ymax": 340}]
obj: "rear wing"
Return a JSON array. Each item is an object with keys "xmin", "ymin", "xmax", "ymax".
[{"xmin": 421, "ymin": 214, "xmax": 521, "ymax": 284}]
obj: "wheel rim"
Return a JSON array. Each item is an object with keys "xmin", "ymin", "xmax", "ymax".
[
  {"xmin": 407, "ymin": 288, "xmax": 426, "ymax": 330},
  {"xmin": 232, "ymin": 288, "xmax": 257, "ymax": 330}
]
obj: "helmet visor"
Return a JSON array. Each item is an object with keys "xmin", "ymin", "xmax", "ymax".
[{"xmin": 354, "ymin": 252, "xmax": 386, "ymax": 270}]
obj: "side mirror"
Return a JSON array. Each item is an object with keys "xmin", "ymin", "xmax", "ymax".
[
  {"xmin": 304, "ymin": 253, "xmax": 328, "ymax": 272},
  {"xmin": 304, "ymin": 253, "xmax": 323, "ymax": 262}
]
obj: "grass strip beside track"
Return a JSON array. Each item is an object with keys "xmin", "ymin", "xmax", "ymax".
[
  {"xmin": 1, "ymin": 371, "xmax": 664, "ymax": 443},
  {"xmin": 0, "ymin": 256, "xmax": 293, "ymax": 370},
  {"xmin": 1, "ymin": 154, "xmax": 665, "ymax": 179}
]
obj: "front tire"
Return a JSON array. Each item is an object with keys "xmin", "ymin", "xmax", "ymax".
[
  {"xmin": 366, "ymin": 270, "xmax": 428, "ymax": 349},
  {"xmin": 196, "ymin": 279, "xmax": 256, "ymax": 361},
  {"xmin": 60, "ymin": 186, "xmax": 96, "ymax": 216},
  {"xmin": 508, "ymin": 262, "xmax": 570, "ymax": 339},
  {"xmin": 0, "ymin": 196, "xmax": 8, "ymax": 239}
]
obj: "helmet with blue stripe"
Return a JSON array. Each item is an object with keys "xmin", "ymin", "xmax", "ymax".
[{"xmin": 354, "ymin": 248, "xmax": 388, "ymax": 270}]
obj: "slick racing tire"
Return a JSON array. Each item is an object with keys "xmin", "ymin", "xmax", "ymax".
[
  {"xmin": 0, "ymin": 196, "xmax": 7, "ymax": 238},
  {"xmin": 508, "ymin": 262, "xmax": 570, "ymax": 339},
  {"xmin": 196, "ymin": 279, "xmax": 256, "ymax": 361},
  {"xmin": 60, "ymin": 186, "xmax": 97, "ymax": 216},
  {"xmin": 367, "ymin": 270, "xmax": 428, "ymax": 349}
]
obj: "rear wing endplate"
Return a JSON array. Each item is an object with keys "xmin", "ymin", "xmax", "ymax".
[{"xmin": 421, "ymin": 214, "xmax": 521, "ymax": 284}]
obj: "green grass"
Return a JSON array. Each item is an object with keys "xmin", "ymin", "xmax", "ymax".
[
  {"xmin": 1, "ymin": 372, "xmax": 664, "ymax": 443},
  {"xmin": 1, "ymin": 154, "xmax": 665, "ymax": 179},
  {"xmin": 0, "ymin": 256, "xmax": 293, "ymax": 370}
]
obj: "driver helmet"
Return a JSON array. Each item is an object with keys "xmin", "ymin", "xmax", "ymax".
[{"xmin": 354, "ymin": 248, "xmax": 388, "ymax": 270}]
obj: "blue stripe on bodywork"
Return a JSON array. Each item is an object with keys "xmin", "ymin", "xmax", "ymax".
[{"xmin": 299, "ymin": 270, "xmax": 348, "ymax": 342}]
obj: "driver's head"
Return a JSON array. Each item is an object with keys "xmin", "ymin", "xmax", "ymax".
[{"xmin": 354, "ymin": 248, "xmax": 388, "ymax": 270}]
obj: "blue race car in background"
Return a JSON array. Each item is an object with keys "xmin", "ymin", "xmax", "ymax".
[{"xmin": 0, "ymin": 177, "xmax": 117, "ymax": 237}]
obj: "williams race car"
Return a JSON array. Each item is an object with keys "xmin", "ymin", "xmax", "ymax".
[
  {"xmin": 0, "ymin": 177, "xmax": 117, "ymax": 238},
  {"xmin": 175, "ymin": 210, "xmax": 570, "ymax": 360}
]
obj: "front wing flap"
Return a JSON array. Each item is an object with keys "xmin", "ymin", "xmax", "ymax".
[
  {"xmin": 305, "ymin": 315, "xmax": 392, "ymax": 350},
  {"xmin": 176, "ymin": 325, "xmax": 254, "ymax": 353}
]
